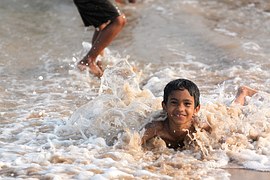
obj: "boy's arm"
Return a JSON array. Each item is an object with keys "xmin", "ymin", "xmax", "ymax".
[{"xmin": 141, "ymin": 122, "xmax": 162, "ymax": 145}]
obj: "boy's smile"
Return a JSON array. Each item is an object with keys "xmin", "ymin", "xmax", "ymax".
[{"xmin": 162, "ymin": 89, "xmax": 200, "ymax": 128}]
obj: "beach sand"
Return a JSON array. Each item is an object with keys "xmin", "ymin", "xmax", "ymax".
[{"xmin": 227, "ymin": 169, "xmax": 270, "ymax": 180}]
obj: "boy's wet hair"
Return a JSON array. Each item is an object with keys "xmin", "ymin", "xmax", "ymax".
[{"xmin": 163, "ymin": 79, "xmax": 200, "ymax": 108}]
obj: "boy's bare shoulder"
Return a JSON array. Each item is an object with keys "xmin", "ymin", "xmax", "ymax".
[
  {"xmin": 141, "ymin": 120, "xmax": 167, "ymax": 144},
  {"xmin": 193, "ymin": 117, "xmax": 212, "ymax": 132},
  {"xmin": 145, "ymin": 120, "xmax": 166, "ymax": 130}
]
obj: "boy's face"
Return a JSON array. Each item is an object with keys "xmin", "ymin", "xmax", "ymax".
[{"xmin": 162, "ymin": 89, "xmax": 200, "ymax": 127}]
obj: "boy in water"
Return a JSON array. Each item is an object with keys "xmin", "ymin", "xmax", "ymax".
[
  {"xmin": 141, "ymin": 79, "xmax": 257, "ymax": 149},
  {"xmin": 73, "ymin": 0, "xmax": 135, "ymax": 77}
]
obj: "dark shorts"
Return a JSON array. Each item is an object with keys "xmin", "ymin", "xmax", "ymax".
[{"xmin": 73, "ymin": 0, "xmax": 122, "ymax": 28}]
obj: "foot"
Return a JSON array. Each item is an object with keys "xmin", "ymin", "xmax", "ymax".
[
  {"xmin": 77, "ymin": 58, "xmax": 103, "ymax": 78},
  {"xmin": 77, "ymin": 60, "xmax": 87, "ymax": 71},
  {"xmin": 236, "ymin": 86, "xmax": 257, "ymax": 97},
  {"xmin": 89, "ymin": 62, "xmax": 103, "ymax": 77},
  {"xmin": 97, "ymin": 61, "xmax": 103, "ymax": 71},
  {"xmin": 233, "ymin": 86, "xmax": 257, "ymax": 105},
  {"xmin": 77, "ymin": 55, "xmax": 89, "ymax": 71}
]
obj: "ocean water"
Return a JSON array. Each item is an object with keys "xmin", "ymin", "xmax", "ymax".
[{"xmin": 1, "ymin": 0, "xmax": 270, "ymax": 179}]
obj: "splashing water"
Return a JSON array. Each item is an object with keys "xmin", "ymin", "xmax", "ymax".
[
  {"xmin": 53, "ymin": 54, "xmax": 270, "ymax": 179},
  {"xmin": 1, "ymin": 0, "xmax": 270, "ymax": 179}
]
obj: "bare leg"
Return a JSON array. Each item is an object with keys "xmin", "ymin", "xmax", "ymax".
[
  {"xmin": 92, "ymin": 29, "xmax": 104, "ymax": 71},
  {"xmin": 78, "ymin": 14, "xmax": 127, "ymax": 77},
  {"xmin": 79, "ymin": 29, "xmax": 104, "ymax": 71},
  {"xmin": 233, "ymin": 86, "xmax": 257, "ymax": 105},
  {"xmin": 92, "ymin": 28, "xmax": 105, "ymax": 57}
]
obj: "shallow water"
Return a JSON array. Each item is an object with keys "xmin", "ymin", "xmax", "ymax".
[{"xmin": 1, "ymin": 0, "xmax": 270, "ymax": 179}]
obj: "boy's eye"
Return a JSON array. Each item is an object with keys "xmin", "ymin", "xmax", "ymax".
[
  {"xmin": 170, "ymin": 100, "xmax": 178, "ymax": 105},
  {"xmin": 184, "ymin": 102, "xmax": 192, "ymax": 107}
]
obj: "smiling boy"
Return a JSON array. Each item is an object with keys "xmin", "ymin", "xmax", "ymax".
[
  {"xmin": 141, "ymin": 79, "xmax": 257, "ymax": 149},
  {"xmin": 141, "ymin": 79, "xmax": 201, "ymax": 149}
]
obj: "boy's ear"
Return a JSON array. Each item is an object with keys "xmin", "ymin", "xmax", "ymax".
[
  {"xmin": 162, "ymin": 101, "xmax": 166, "ymax": 110},
  {"xmin": 194, "ymin": 104, "xmax": 200, "ymax": 115}
]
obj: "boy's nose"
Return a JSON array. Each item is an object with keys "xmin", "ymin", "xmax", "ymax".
[{"xmin": 177, "ymin": 103, "xmax": 185, "ymax": 111}]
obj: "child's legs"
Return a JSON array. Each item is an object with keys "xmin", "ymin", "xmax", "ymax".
[
  {"xmin": 78, "ymin": 15, "xmax": 126, "ymax": 77},
  {"xmin": 91, "ymin": 24, "xmax": 107, "ymax": 70},
  {"xmin": 87, "ymin": 14, "xmax": 126, "ymax": 63},
  {"xmin": 92, "ymin": 22, "xmax": 108, "ymax": 56}
]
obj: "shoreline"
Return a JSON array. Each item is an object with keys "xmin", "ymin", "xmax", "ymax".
[{"xmin": 226, "ymin": 168, "xmax": 270, "ymax": 180}]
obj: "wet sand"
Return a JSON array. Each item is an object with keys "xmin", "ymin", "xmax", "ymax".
[{"xmin": 227, "ymin": 169, "xmax": 270, "ymax": 180}]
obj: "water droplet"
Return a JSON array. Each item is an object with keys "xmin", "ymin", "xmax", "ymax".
[{"xmin": 72, "ymin": 57, "xmax": 77, "ymax": 62}]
